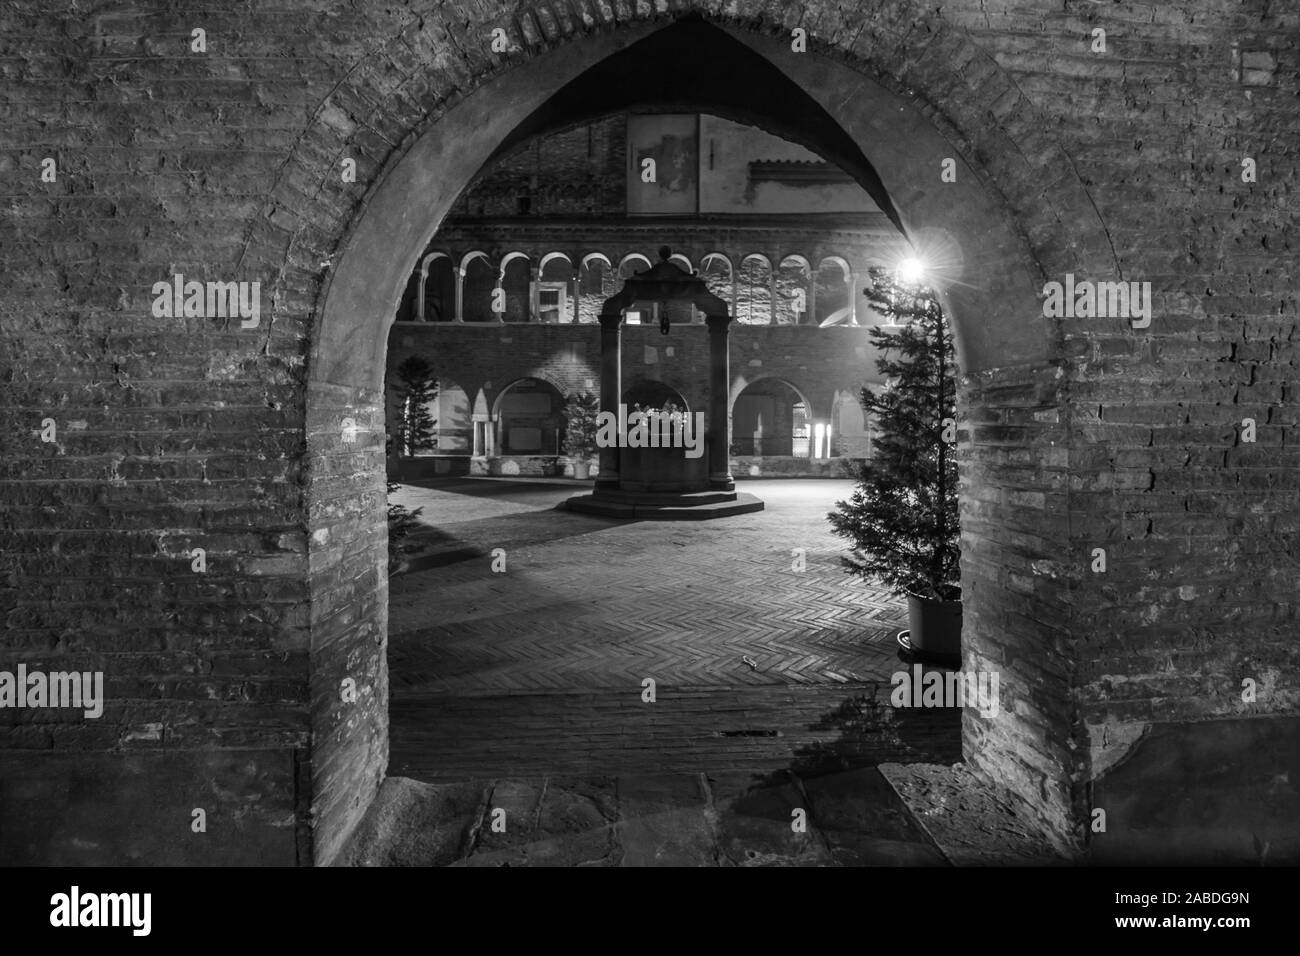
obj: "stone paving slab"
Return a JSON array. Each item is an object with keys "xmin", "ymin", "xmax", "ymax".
[
  {"xmin": 707, "ymin": 770, "xmax": 832, "ymax": 867},
  {"xmin": 345, "ymin": 771, "xmax": 951, "ymax": 867},
  {"xmin": 617, "ymin": 774, "xmax": 718, "ymax": 867},
  {"xmin": 338, "ymin": 777, "xmax": 486, "ymax": 867},
  {"xmin": 453, "ymin": 777, "xmax": 623, "ymax": 867},
  {"xmin": 879, "ymin": 762, "xmax": 1074, "ymax": 866},
  {"xmin": 801, "ymin": 767, "xmax": 948, "ymax": 866}
]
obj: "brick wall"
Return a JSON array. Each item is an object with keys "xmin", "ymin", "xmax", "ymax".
[
  {"xmin": 2, "ymin": 0, "xmax": 1296, "ymax": 863},
  {"xmin": 453, "ymin": 114, "xmax": 626, "ymax": 218},
  {"xmin": 936, "ymin": 1, "xmax": 1300, "ymax": 833}
]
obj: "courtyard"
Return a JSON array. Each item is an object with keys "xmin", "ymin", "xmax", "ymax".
[{"xmin": 370, "ymin": 476, "xmax": 1001, "ymax": 865}]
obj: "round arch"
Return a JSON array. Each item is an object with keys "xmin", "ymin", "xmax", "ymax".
[
  {"xmin": 728, "ymin": 373, "xmax": 815, "ymax": 420},
  {"xmin": 814, "ymin": 255, "xmax": 854, "ymax": 326},
  {"xmin": 538, "ymin": 251, "xmax": 573, "ymax": 273},
  {"xmin": 817, "ymin": 255, "xmax": 851, "ymax": 277},
  {"xmin": 497, "ymin": 251, "xmax": 531, "ymax": 275},
  {"xmin": 490, "ymin": 373, "xmax": 568, "ymax": 416},
  {"xmin": 416, "ymin": 252, "xmax": 454, "ymax": 322},
  {"xmin": 622, "ymin": 379, "xmax": 691, "ymax": 414},
  {"xmin": 419, "ymin": 250, "xmax": 451, "ymax": 277},
  {"xmin": 736, "ymin": 253, "xmax": 774, "ymax": 325},
  {"xmin": 699, "ymin": 252, "xmax": 735, "ymax": 308},
  {"xmin": 428, "ymin": 375, "xmax": 472, "ymax": 453},
  {"xmin": 730, "ymin": 375, "xmax": 816, "ymax": 458},
  {"xmin": 700, "ymin": 252, "xmax": 734, "ymax": 273},
  {"xmin": 460, "ymin": 250, "xmax": 491, "ymax": 273},
  {"xmin": 776, "ymin": 254, "xmax": 813, "ymax": 326},
  {"xmin": 617, "ymin": 252, "xmax": 653, "ymax": 276},
  {"xmin": 491, "ymin": 376, "xmax": 568, "ymax": 456}
]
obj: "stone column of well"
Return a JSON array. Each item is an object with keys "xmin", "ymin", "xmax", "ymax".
[
  {"xmin": 454, "ymin": 267, "xmax": 465, "ymax": 322},
  {"xmin": 596, "ymin": 311, "xmax": 622, "ymax": 492},
  {"xmin": 706, "ymin": 312, "xmax": 735, "ymax": 491}
]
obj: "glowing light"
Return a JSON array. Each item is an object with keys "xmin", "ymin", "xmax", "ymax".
[
  {"xmin": 897, "ymin": 257, "xmax": 926, "ymax": 284},
  {"xmin": 813, "ymin": 422, "xmax": 831, "ymax": 459}
]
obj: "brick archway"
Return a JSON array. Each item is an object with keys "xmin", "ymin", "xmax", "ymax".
[
  {"xmin": 259, "ymin": 5, "xmax": 1118, "ymax": 862},
  {"xmin": 730, "ymin": 373, "xmax": 818, "ymax": 421}
]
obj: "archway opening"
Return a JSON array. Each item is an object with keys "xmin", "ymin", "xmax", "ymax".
[
  {"xmin": 304, "ymin": 12, "xmax": 1076, "ymax": 864},
  {"xmin": 462, "ymin": 253, "xmax": 495, "ymax": 323},
  {"xmin": 623, "ymin": 380, "xmax": 690, "ymax": 415},
  {"xmin": 493, "ymin": 378, "xmax": 566, "ymax": 457},
  {"xmin": 732, "ymin": 378, "xmax": 811, "ymax": 458}
]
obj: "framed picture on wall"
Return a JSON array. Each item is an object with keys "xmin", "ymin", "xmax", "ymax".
[{"xmin": 626, "ymin": 114, "xmax": 698, "ymax": 216}]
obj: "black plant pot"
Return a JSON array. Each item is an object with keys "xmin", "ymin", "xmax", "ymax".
[{"xmin": 904, "ymin": 591, "xmax": 962, "ymax": 668}]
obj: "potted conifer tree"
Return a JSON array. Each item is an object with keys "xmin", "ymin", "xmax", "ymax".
[
  {"xmin": 828, "ymin": 267, "xmax": 961, "ymax": 666},
  {"xmin": 562, "ymin": 391, "xmax": 600, "ymax": 480}
]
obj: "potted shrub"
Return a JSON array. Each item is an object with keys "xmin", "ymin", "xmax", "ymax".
[
  {"xmin": 828, "ymin": 267, "xmax": 961, "ymax": 666},
  {"xmin": 562, "ymin": 391, "xmax": 600, "ymax": 480}
]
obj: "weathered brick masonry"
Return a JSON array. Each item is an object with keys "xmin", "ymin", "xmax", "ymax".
[{"xmin": 2, "ymin": 0, "xmax": 1296, "ymax": 864}]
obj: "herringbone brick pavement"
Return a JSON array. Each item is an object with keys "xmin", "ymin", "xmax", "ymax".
[
  {"xmin": 389, "ymin": 479, "xmax": 905, "ymax": 694},
  {"xmin": 387, "ymin": 478, "xmax": 958, "ymax": 779},
  {"xmin": 390, "ymin": 684, "xmax": 960, "ymax": 780}
]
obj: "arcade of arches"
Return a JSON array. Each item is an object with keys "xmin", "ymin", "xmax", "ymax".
[{"xmin": 388, "ymin": 110, "xmax": 884, "ymax": 478}]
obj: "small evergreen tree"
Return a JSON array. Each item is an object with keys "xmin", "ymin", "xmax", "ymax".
[
  {"xmin": 561, "ymin": 391, "xmax": 600, "ymax": 459},
  {"xmin": 828, "ymin": 267, "xmax": 960, "ymax": 601},
  {"xmin": 385, "ymin": 477, "xmax": 424, "ymax": 572},
  {"xmin": 393, "ymin": 355, "xmax": 438, "ymax": 457}
]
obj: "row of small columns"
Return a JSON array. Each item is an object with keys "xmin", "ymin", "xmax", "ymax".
[{"xmin": 416, "ymin": 252, "xmax": 858, "ymax": 325}]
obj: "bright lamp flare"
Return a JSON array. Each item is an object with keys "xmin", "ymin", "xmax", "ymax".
[{"xmin": 897, "ymin": 257, "xmax": 926, "ymax": 284}]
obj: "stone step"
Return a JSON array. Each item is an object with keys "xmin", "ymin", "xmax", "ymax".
[
  {"xmin": 581, "ymin": 488, "xmax": 740, "ymax": 506},
  {"xmin": 562, "ymin": 491, "xmax": 765, "ymax": 520}
]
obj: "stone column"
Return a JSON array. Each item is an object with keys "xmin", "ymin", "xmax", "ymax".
[
  {"xmin": 768, "ymin": 263, "xmax": 778, "ymax": 325},
  {"xmin": 848, "ymin": 268, "xmax": 858, "ymax": 326},
  {"xmin": 454, "ymin": 267, "xmax": 465, "ymax": 322},
  {"xmin": 417, "ymin": 256, "xmax": 433, "ymax": 322},
  {"xmin": 570, "ymin": 269, "xmax": 581, "ymax": 324},
  {"xmin": 706, "ymin": 313, "xmax": 735, "ymax": 492},
  {"xmin": 805, "ymin": 267, "xmax": 816, "ymax": 326},
  {"xmin": 494, "ymin": 260, "xmax": 507, "ymax": 323},
  {"xmin": 529, "ymin": 264, "xmax": 540, "ymax": 323},
  {"xmin": 595, "ymin": 312, "xmax": 622, "ymax": 492}
]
